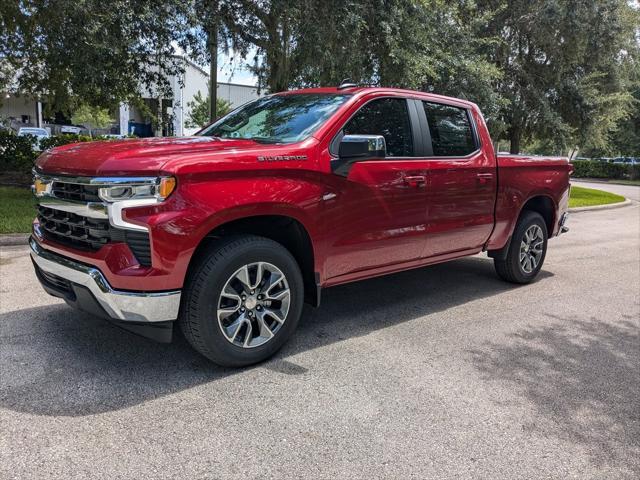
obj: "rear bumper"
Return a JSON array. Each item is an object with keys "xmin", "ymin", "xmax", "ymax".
[
  {"xmin": 30, "ymin": 237, "xmax": 181, "ymax": 324},
  {"xmin": 558, "ymin": 211, "xmax": 569, "ymax": 235}
]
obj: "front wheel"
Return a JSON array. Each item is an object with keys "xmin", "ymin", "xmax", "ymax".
[
  {"xmin": 494, "ymin": 210, "xmax": 548, "ymax": 284},
  {"xmin": 180, "ymin": 235, "xmax": 304, "ymax": 367}
]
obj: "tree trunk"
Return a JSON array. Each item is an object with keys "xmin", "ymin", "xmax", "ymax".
[
  {"xmin": 208, "ymin": 9, "xmax": 218, "ymax": 122},
  {"xmin": 509, "ymin": 128, "xmax": 521, "ymax": 154}
]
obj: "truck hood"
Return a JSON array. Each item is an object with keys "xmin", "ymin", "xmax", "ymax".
[{"xmin": 35, "ymin": 136, "xmax": 286, "ymax": 176}]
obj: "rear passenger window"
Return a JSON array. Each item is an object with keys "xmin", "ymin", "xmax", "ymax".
[
  {"xmin": 422, "ymin": 102, "xmax": 476, "ymax": 156},
  {"xmin": 343, "ymin": 98, "xmax": 413, "ymax": 157}
]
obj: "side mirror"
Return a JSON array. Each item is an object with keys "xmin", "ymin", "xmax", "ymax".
[
  {"xmin": 332, "ymin": 134, "xmax": 386, "ymax": 176},
  {"xmin": 339, "ymin": 134, "xmax": 386, "ymax": 159}
]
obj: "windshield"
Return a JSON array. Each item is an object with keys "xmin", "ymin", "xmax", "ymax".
[{"xmin": 199, "ymin": 93, "xmax": 351, "ymax": 144}]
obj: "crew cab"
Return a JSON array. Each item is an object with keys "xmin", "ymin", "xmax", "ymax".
[{"xmin": 30, "ymin": 86, "xmax": 571, "ymax": 366}]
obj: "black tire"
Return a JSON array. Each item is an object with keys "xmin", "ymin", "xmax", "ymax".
[
  {"xmin": 494, "ymin": 210, "xmax": 548, "ymax": 284},
  {"xmin": 180, "ymin": 235, "xmax": 304, "ymax": 367}
]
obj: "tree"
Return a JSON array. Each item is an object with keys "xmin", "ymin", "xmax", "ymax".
[
  {"xmin": 228, "ymin": 0, "xmax": 503, "ymax": 129},
  {"xmin": 473, "ymin": 0, "xmax": 639, "ymax": 154},
  {"xmin": 181, "ymin": 1, "xmax": 250, "ymax": 121},
  {"xmin": 1, "ymin": 1, "xmax": 193, "ymax": 113},
  {"xmin": 71, "ymin": 105, "xmax": 113, "ymax": 137},
  {"xmin": 185, "ymin": 91, "xmax": 232, "ymax": 129}
]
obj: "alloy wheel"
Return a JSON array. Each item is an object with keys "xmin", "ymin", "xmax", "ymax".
[
  {"xmin": 519, "ymin": 225, "xmax": 544, "ymax": 274},
  {"xmin": 217, "ymin": 262, "xmax": 291, "ymax": 348}
]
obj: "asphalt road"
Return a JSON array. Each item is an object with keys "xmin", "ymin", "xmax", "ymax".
[{"xmin": 1, "ymin": 199, "xmax": 638, "ymax": 479}]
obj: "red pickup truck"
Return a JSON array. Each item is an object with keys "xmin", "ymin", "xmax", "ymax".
[{"xmin": 30, "ymin": 86, "xmax": 571, "ymax": 366}]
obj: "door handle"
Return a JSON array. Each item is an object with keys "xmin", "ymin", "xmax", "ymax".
[
  {"xmin": 477, "ymin": 172, "xmax": 493, "ymax": 184},
  {"xmin": 404, "ymin": 175, "xmax": 426, "ymax": 188}
]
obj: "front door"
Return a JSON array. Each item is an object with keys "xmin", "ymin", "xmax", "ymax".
[{"xmin": 322, "ymin": 97, "xmax": 432, "ymax": 280}]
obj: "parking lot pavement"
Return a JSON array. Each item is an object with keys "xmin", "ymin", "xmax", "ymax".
[{"xmin": 1, "ymin": 203, "xmax": 638, "ymax": 480}]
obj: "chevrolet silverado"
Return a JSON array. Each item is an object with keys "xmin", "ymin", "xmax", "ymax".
[{"xmin": 30, "ymin": 86, "xmax": 571, "ymax": 366}]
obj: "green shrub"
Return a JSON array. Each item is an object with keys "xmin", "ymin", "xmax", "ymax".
[
  {"xmin": 1, "ymin": 133, "xmax": 115, "ymax": 176},
  {"xmin": 39, "ymin": 134, "xmax": 94, "ymax": 150},
  {"xmin": 0, "ymin": 130, "xmax": 38, "ymax": 171},
  {"xmin": 571, "ymin": 160, "xmax": 639, "ymax": 180}
]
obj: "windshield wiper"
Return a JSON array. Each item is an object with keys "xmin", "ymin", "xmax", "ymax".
[{"xmin": 250, "ymin": 137, "xmax": 281, "ymax": 144}]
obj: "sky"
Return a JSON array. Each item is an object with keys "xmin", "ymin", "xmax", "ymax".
[{"xmin": 216, "ymin": 48, "xmax": 258, "ymax": 86}]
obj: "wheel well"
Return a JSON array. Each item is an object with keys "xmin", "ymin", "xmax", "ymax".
[
  {"xmin": 190, "ymin": 215, "xmax": 319, "ymax": 306},
  {"xmin": 521, "ymin": 196, "xmax": 555, "ymax": 234},
  {"xmin": 488, "ymin": 195, "xmax": 555, "ymax": 260}
]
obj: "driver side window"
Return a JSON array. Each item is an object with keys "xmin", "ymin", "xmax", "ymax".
[{"xmin": 343, "ymin": 98, "xmax": 414, "ymax": 157}]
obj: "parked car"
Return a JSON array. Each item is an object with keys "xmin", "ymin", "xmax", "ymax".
[
  {"xmin": 29, "ymin": 86, "xmax": 571, "ymax": 366},
  {"xmin": 59, "ymin": 125, "xmax": 82, "ymax": 135},
  {"xmin": 17, "ymin": 127, "xmax": 50, "ymax": 150}
]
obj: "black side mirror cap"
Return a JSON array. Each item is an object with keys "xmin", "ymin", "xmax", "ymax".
[{"xmin": 332, "ymin": 135, "xmax": 387, "ymax": 176}]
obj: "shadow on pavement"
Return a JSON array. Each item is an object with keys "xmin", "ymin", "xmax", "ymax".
[
  {"xmin": 469, "ymin": 314, "xmax": 640, "ymax": 472},
  {"xmin": 1, "ymin": 256, "xmax": 550, "ymax": 417}
]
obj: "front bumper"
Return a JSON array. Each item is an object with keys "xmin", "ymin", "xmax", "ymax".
[{"xmin": 30, "ymin": 237, "xmax": 181, "ymax": 324}]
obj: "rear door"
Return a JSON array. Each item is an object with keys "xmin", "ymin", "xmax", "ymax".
[
  {"xmin": 321, "ymin": 96, "xmax": 432, "ymax": 280},
  {"xmin": 418, "ymin": 101, "xmax": 496, "ymax": 257}
]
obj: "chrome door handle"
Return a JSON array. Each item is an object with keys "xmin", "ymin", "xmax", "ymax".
[{"xmin": 404, "ymin": 175, "xmax": 426, "ymax": 188}]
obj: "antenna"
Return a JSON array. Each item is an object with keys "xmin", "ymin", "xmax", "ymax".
[{"xmin": 337, "ymin": 78, "xmax": 358, "ymax": 90}]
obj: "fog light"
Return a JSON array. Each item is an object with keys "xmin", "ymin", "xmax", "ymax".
[{"xmin": 32, "ymin": 178, "xmax": 50, "ymax": 196}]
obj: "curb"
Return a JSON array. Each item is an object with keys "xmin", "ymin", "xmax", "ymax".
[
  {"xmin": 569, "ymin": 199, "xmax": 632, "ymax": 213},
  {"xmin": 0, "ymin": 234, "xmax": 29, "ymax": 247}
]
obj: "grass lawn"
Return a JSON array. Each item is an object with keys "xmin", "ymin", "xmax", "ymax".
[
  {"xmin": 574, "ymin": 178, "xmax": 640, "ymax": 186},
  {"xmin": 569, "ymin": 185, "xmax": 625, "ymax": 208},
  {"xmin": 0, "ymin": 186, "xmax": 35, "ymax": 234}
]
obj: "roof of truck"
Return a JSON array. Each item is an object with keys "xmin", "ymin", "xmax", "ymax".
[{"xmin": 278, "ymin": 86, "xmax": 478, "ymax": 109}]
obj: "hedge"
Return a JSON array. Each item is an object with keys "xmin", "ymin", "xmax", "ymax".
[
  {"xmin": 0, "ymin": 130, "xmax": 38, "ymax": 171},
  {"xmin": 0, "ymin": 132, "xmax": 108, "ymax": 175},
  {"xmin": 571, "ymin": 160, "xmax": 640, "ymax": 180}
]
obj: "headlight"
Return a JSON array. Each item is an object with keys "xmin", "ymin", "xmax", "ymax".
[{"xmin": 98, "ymin": 177, "xmax": 176, "ymax": 203}]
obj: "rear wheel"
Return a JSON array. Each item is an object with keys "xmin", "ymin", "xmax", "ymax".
[
  {"xmin": 180, "ymin": 235, "xmax": 304, "ymax": 367},
  {"xmin": 494, "ymin": 210, "xmax": 548, "ymax": 284}
]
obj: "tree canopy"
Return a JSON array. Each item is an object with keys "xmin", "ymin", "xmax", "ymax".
[
  {"xmin": 1, "ymin": 0, "xmax": 638, "ymax": 155},
  {"xmin": 70, "ymin": 105, "xmax": 113, "ymax": 137}
]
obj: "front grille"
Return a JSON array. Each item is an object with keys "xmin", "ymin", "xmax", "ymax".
[
  {"xmin": 38, "ymin": 205, "xmax": 110, "ymax": 250},
  {"xmin": 36, "ymin": 205, "xmax": 152, "ymax": 266},
  {"xmin": 51, "ymin": 182, "xmax": 101, "ymax": 202}
]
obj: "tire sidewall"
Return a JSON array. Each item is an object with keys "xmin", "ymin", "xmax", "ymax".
[
  {"xmin": 510, "ymin": 211, "xmax": 548, "ymax": 282},
  {"xmin": 187, "ymin": 238, "xmax": 304, "ymax": 366}
]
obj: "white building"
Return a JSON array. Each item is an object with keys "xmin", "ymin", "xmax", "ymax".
[{"xmin": 1, "ymin": 57, "xmax": 262, "ymax": 137}]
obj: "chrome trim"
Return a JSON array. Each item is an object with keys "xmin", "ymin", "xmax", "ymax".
[
  {"xmin": 30, "ymin": 238, "xmax": 180, "ymax": 322},
  {"xmin": 38, "ymin": 196, "xmax": 108, "ymax": 219},
  {"xmin": 32, "ymin": 171, "xmax": 167, "ymax": 231},
  {"xmin": 107, "ymin": 198, "xmax": 158, "ymax": 231},
  {"xmin": 33, "ymin": 169, "xmax": 160, "ymax": 187}
]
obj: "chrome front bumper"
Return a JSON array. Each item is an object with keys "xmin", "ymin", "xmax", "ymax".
[{"xmin": 30, "ymin": 238, "xmax": 181, "ymax": 323}]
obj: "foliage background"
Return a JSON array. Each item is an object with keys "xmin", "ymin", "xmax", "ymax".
[{"xmin": 1, "ymin": 0, "xmax": 639, "ymax": 156}]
